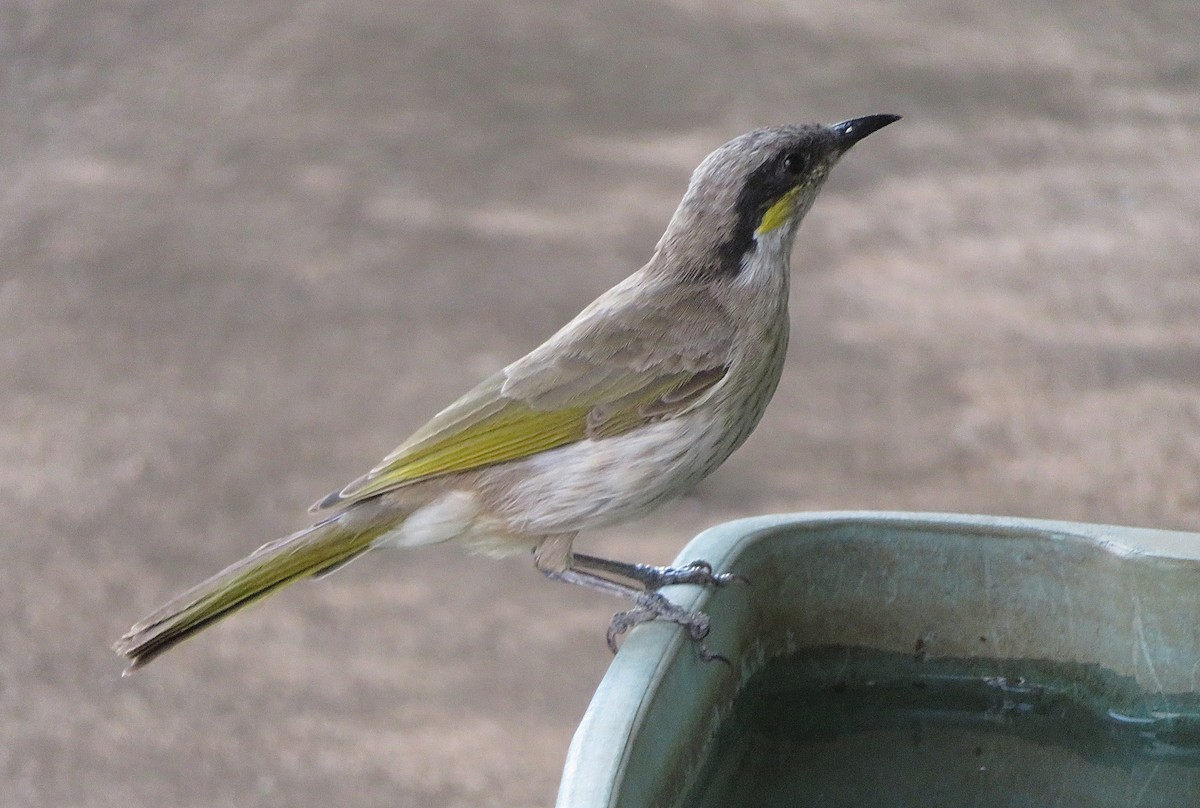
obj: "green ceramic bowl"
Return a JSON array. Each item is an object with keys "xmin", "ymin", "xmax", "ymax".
[{"xmin": 556, "ymin": 512, "xmax": 1200, "ymax": 808}]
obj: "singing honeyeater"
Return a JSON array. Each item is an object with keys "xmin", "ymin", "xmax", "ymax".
[{"xmin": 115, "ymin": 114, "xmax": 899, "ymax": 671}]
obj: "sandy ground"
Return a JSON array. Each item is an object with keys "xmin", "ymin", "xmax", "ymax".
[{"xmin": 3, "ymin": 0, "xmax": 1199, "ymax": 805}]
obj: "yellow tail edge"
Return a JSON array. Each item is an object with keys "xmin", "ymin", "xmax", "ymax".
[{"xmin": 115, "ymin": 518, "xmax": 383, "ymax": 673}]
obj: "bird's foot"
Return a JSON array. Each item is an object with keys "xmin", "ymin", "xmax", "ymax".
[
  {"xmin": 570, "ymin": 552, "xmax": 748, "ymax": 591},
  {"xmin": 606, "ymin": 591, "xmax": 729, "ymax": 664},
  {"xmin": 637, "ymin": 559, "xmax": 748, "ymax": 591}
]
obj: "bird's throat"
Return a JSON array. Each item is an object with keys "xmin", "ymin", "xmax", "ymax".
[{"xmin": 754, "ymin": 188, "xmax": 800, "ymax": 236}]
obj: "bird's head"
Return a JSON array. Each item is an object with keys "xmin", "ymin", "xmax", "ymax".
[{"xmin": 654, "ymin": 114, "xmax": 899, "ymax": 281}]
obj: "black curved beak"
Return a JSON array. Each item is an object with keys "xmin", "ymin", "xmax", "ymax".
[{"xmin": 831, "ymin": 114, "xmax": 901, "ymax": 148}]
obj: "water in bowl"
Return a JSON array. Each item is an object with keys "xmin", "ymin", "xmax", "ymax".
[{"xmin": 683, "ymin": 646, "xmax": 1200, "ymax": 808}]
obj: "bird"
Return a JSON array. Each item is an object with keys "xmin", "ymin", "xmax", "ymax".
[{"xmin": 115, "ymin": 114, "xmax": 900, "ymax": 672}]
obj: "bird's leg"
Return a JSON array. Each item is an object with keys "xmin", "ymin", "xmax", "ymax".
[
  {"xmin": 571, "ymin": 552, "xmax": 747, "ymax": 590},
  {"xmin": 533, "ymin": 534, "xmax": 648, "ymax": 601},
  {"xmin": 533, "ymin": 536, "xmax": 727, "ymax": 661}
]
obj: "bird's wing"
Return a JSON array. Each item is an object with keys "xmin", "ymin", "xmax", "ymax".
[{"xmin": 310, "ymin": 281, "xmax": 736, "ymax": 512}]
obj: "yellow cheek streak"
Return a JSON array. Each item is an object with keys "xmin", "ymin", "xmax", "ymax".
[{"xmin": 754, "ymin": 187, "xmax": 800, "ymax": 236}]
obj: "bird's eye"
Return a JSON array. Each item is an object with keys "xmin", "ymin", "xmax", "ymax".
[{"xmin": 782, "ymin": 152, "xmax": 806, "ymax": 176}]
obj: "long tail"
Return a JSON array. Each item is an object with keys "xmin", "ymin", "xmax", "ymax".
[{"xmin": 114, "ymin": 516, "xmax": 385, "ymax": 673}]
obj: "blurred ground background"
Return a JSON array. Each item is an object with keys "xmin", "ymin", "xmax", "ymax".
[{"xmin": 2, "ymin": 0, "xmax": 1198, "ymax": 805}]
